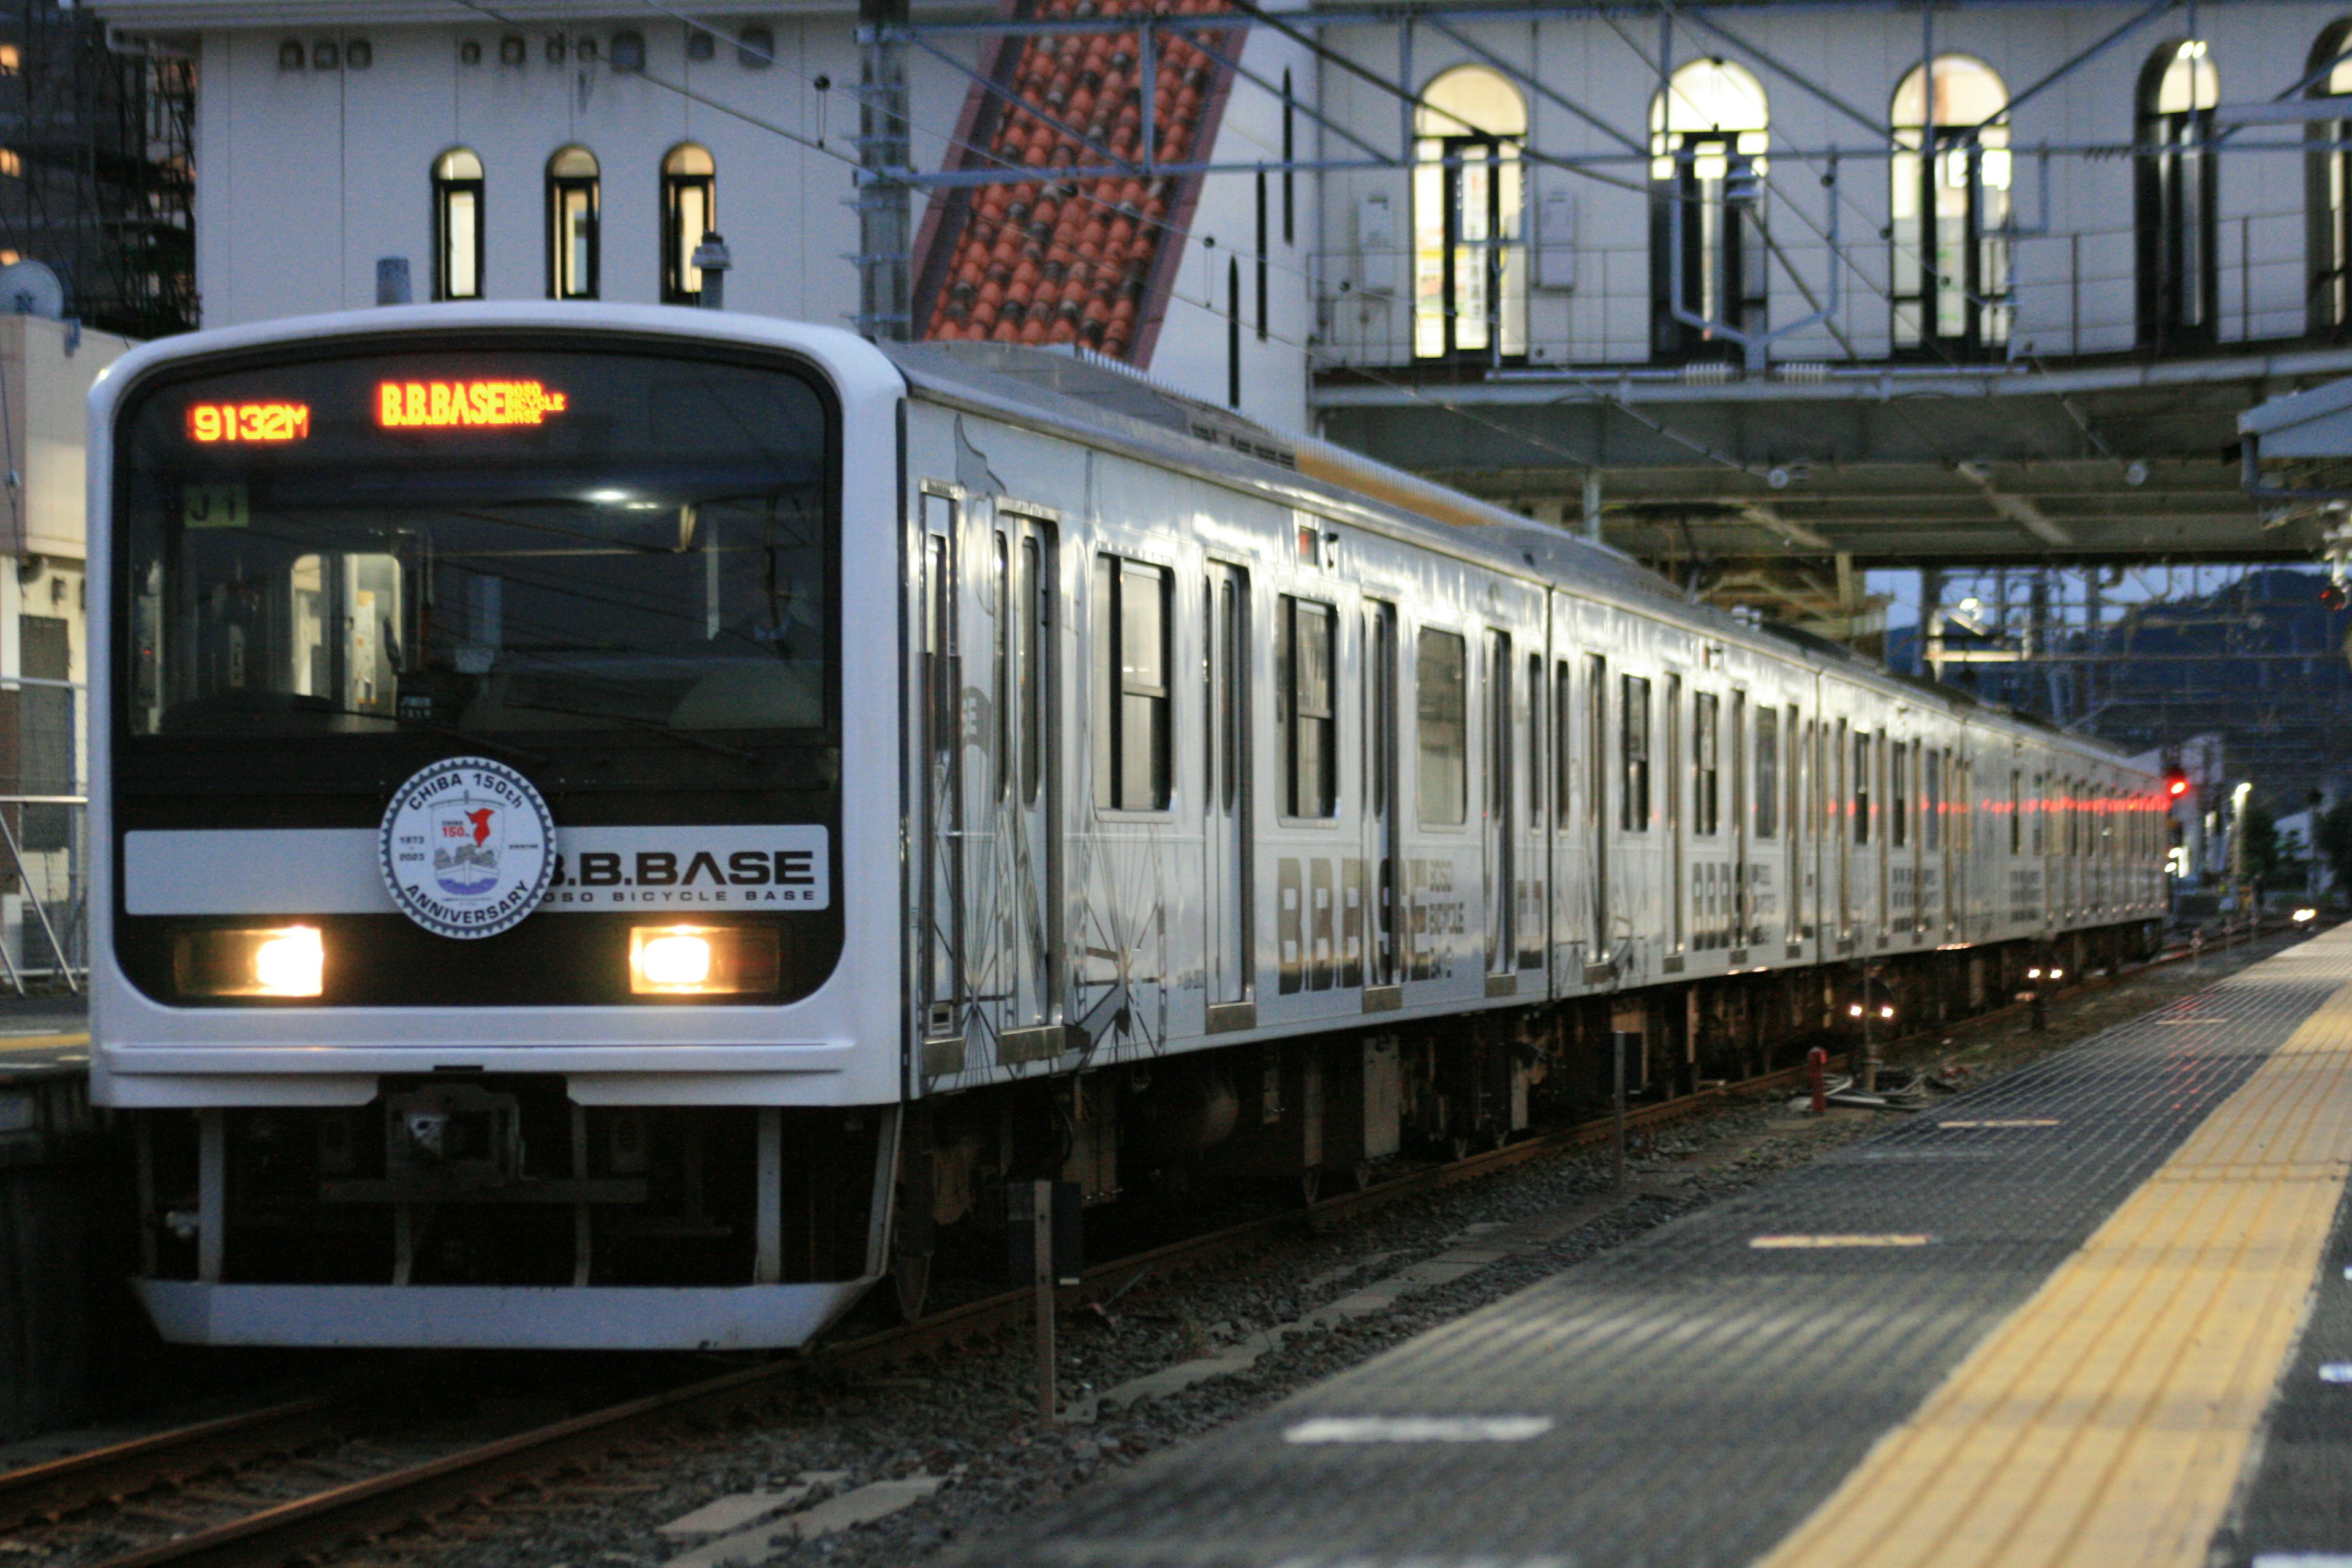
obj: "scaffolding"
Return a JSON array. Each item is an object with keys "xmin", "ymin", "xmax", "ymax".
[{"xmin": 0, "ymin": 0, "xmax": 192, "ymax": 341}]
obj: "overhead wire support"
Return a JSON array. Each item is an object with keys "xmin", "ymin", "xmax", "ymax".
[{"xmin": 856, "ymin": 0, "xmax": 913, "ymax": 342}]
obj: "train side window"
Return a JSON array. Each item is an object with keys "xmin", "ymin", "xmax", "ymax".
[
  {"xmin": 1754, "ymin": 706, "xmax": 1778, "ymax": 839},
  {"xmin": 1891, "ymin": 742, "xmax": 1909, "ymax": 849},
  {"xmin": 1853, "ymin": 731, "xmax": 1872, "ymax": 845},
  {"xmin": 994, "ymin": 533, "xmax": 1012, "ymax": 801},
  {"xmin": 1924, "ymin": 748, "xmax": 1942, "ymax": 850},
  {"xmin": 1094, "ymin": 556, "xmax": 1170, "ymax": 811},
  {"xmin": 1553, "ymin": 658, "xmax": 1574, "ymax": 826},
  {"xmin": 1020, "ymin": 538, "xmax": 1046, "ymax": 805},
  {"xmin": 2010, "ymin": 770, "xmax": 2023, "ymax": 854},
  {"xmin": 1487, "ymin": 631, "xmax": 1513, "ymax": 832},
  {"xmin": 1278, "ymin": 595, "xmax": 1338, "ymax": 817},
  {"xmin": 1693, "ymin": 692, "xmax": 1719, "ymax": 835},
  {"xmin": 2031, "ymin": 772, "xmax": 2046, "ymax": 856},
  {"xmin": 1415, "ymin": 628, "xmax": 1468, "ymax": 826},
  {"xmin": 1528, "ymin": 652, "xmax": 1544, "ymax": 829},
  {"xmin": 1620, "ymin": 674, "xmax": 1651, "ymax": 831}
]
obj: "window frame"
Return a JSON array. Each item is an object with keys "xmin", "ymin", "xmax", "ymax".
[
  {"xmin": 1276, "ymin": 593, "xmax": 1339, "ymax": 820},
  {"xmin": 1415, "ymin": 625, "xmax": 1469, "ymax": 829},
  {"xmin": 1621, "ymin": 673, "xmax": 1652, "ymax": 831},
  {"xmin": 431, "ymin": 148, "xmax": 485, "ymax": 302},
  {"xmin": 545, "ymin": 146, "xmax": 601, "ymax": 300},
  {"xmin": 1093, "ymin": 554, "xmax": 1173, "ymax": 813},
  {"xmin": 661, "ymin": 143, "xmax": 717, "ymax": 305},
  {"xmin": 1693, "ymin": 690, "xmax": 1720, "ymax": 835}
]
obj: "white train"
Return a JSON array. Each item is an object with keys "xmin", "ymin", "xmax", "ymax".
[{"xmin": 89, "ymin": 306, "xmax": 2166, "ymax": 1349}]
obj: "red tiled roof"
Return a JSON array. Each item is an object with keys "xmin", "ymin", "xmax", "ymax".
[{"xmin": 914, "ymin": 0, "xmax": 1240, "ymax": 363}]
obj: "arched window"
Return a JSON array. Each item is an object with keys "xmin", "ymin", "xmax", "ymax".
[
  {"xmin": 1411, "ymin": 66, "xmax": 1526, "ymax": 362},
  {"xmin": 545, "ymin": 145, "xmax": 600, "ymax": 300},
  {"xmin": 2307, "ymin": 21, "xmax": 2352, "ymax": 335},
  {"xmin": 662, "ymin": 144, "xmax": 716, "ymax": 304},
  {"xmin": 432, "ymin": 147, "xmax": 484, "ymax": 301},
  {"xmin": 2138, "ymin": 41, "xmax": 2218, "ymax": 349},
  {"xmin": 1891, "ymin": 56, "xmax": 2011, "ymax": 356},
  {"xmin": 1649, "ymin": 59, "xmax": 1767, "ymax": 360}
]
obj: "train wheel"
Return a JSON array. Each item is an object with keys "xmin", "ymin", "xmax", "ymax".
[{"xmin": 892, "ymin": 1249, "xmax": 933, "ymax": 1322}]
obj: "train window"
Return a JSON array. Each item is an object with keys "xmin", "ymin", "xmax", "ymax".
[
  {"xmin": 1853, "ymin": 731, "xmax": 1871, "ymax": 845},
  {"xmin": 1554, "ymin": 659, "xmax": 1574, "ymax": 826},
  {"xmin": 2009, "ymin": 771, "xmax": 2022, "ymax": 854},
  {"xmin": 1415, "ymin": 628, "xmax": 1468, "ymax": 826},
  {"xmin": 1621, "ymin": 674, "xmax": 1651, "ymax": 831},
  {"xmin": 1487, "ymin": 631, "xmax": 1512, "ymax": 831},
  {"xmin": 1094, "ymin": 556, "xmax": 1170, "ymax": 811},
  {"xmin": 1278, "ymin": 595, "xmax": 1337, "ymax": 818},
  {"xmin": 2031, "ymin": 773, "xmax": 2046, "ymax": 855},
  {"xmin": 1020, "ymin": 538, "xmax": 1045, "ymax": 805},
  {"xmin": 994, "ymin": 533, "xmax": 1011, "ymax": 801},
  {"xmin": 1754, "ymin": 707, "xmax": 1778, "ymax": 839},
  {"xmin": 1924, "ymin": 748, "xmax": 1942, "ymax": 850},
  {"xmin": 1891, "ymin": 742, "xmax": 1909, "ymax": 849},
  {"xmin": 1693, "ymin": 692, "xmax": 1719, "ymax": 835},
  {"xmin": 1528, "ymin": 652, "xmax": 1544, "ymax": 828}
]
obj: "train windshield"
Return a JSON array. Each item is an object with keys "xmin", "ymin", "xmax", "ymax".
[{"xmin": 115, "ymin": 342, "xmax": 835, "ymax": 749}]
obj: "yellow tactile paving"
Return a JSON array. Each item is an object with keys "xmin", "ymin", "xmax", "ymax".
[
  {"xmin": 0, "ymin": 1030, "xmax": 85, "ymax": 1052},
  {"xmin": 1757, "ymin": 925, "xmax": 2352, "ymax": 1568}
]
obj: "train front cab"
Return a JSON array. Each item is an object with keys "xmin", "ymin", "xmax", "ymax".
[{"xmin": 90, "ymin": 307, "xmax": 913, "ymax": 1349}]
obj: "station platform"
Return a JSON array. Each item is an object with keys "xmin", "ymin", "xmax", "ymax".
[{"xmin": 977, "ymin": 924, "xmax": 2352, "ymax": 1568}]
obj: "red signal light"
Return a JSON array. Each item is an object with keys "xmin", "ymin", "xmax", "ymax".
[{"xmin": 2166, "ymin": 769, "xmax": 2190, "ymax": 799}]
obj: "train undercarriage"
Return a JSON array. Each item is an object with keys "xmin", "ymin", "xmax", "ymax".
[{"xmin": 134, "ymin": 921, "xmax": 2159, "ymax": 1335}]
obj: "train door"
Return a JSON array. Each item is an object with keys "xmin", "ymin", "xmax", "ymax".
[
  {"xmin": 1834, "ymin": 716, "xmax": 1851, "ymax": 947},
  {"xmin": 1665, "ymin": 673, "xmax": 1684, "ymax": 958},
  {"xmin": 1206, "ymin": 562, "xmax": 1253, "ymax": 1009},
  {"xmin": 1787, "ymin": 704, "xmax": 1805, "ymax": 951},
  {"xmin": 1002, "ymin": 513, "xmax": 1061, "ymax": 1035},
  {"xmin": 1363, "ymin": 601, "xmax": 1398, "ymax": 993},
  {"xmin": 1522, "ymin": 649, "xmax": 1547, "ymax": 974},
  {"xmin": 1483, "ymin": 630, "xmax": 1515, "ymax": 984},
  {"xmin": 918, "ymin": 491, "xmax": 965, "ymax": 1044},
  {"xmin": 1587, "ymin": 652, "xmax": 1610, "ymax": 971},
  {"xmin": 1730, "ymin": 689, "xmax": 1749, "ymax": 951}
]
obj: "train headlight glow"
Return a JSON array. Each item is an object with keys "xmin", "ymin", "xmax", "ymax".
[
  {"xmin": 628, "ymin": 925, "xmax": 780, "ymax": 996},
  {"xmin": 640, "ymin": 932, "xmax": 711, "ymax": 987},
  {"xmin": 175, "ymin": 926, "xmax": 324, "ymax": 998},
  {"xmin": 2296, "ymin": 907, "xmax": 2319, "ymax": 924}
]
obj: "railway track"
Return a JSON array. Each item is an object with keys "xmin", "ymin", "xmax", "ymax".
[{"xmin": 2, "ymin": 937, "xmax": 2248, "ymax": 1568}]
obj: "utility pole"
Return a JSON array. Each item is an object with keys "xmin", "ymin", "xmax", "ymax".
[{"xmin": 856, "ymin": 0, "xmax": 911, "ymax": 341}]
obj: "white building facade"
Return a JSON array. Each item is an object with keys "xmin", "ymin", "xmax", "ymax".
[{"xmin": 88, "ymin": 0, "xmax": 1320, "ymax": 431}]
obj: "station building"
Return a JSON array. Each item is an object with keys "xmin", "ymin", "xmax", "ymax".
[{"xmin": 69, "ymin": 2, "xmax": 2352, "ymax": 614}]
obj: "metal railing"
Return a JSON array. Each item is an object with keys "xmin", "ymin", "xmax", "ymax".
[{"xmin": 0, "ymin": 673, "xmax": 86, "ymax": 996}]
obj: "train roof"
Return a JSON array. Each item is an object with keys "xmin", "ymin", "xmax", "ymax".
[{"xmin": 883, "ymin": 341, "xmax": 2136, "ymax": 769}]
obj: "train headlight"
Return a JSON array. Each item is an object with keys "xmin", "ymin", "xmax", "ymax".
[
  {"xmin": 2296, "ymin": 907, "xmax": 2319, "ymax": 924},
  {"xmin": 629, "ymin": 925, "xmax": 779, "ymax": 996},
  {"xmin": 175, "ymin": 926, "xmax": 324, "ymax": 998}
]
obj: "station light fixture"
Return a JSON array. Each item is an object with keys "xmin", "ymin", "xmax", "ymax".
[
  {"xmin": 175, "ymin": 926, "xmax": 324, "ymax": 998},
  {"xmin": 628, "ymin": 924, "xmax": 780, "ymax": 996}
]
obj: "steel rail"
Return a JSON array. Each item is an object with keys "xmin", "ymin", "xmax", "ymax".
[
  {"xmin": 43, "ymin": 933, "xmax": 2245, "ymax": 1568},
  {"xmin": 0, "ymin": 1394, "xmax": 362, "ymax": 1525}
]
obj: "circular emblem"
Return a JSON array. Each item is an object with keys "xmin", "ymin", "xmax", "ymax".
[{"xmin": 378, "ymin": 757, "xmax": 557, "ymax": 940}]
